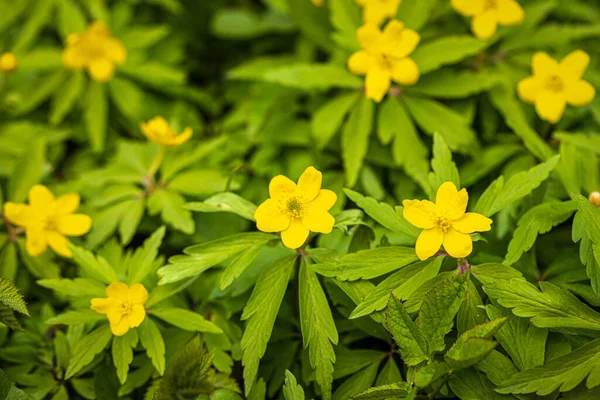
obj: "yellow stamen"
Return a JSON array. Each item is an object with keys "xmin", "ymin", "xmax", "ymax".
[
  {"xmin": 545, "ymin": 75, "xmax": 564, "ymax": 92},
  {"xmin": 286, "ymin": 197, "xmax": 305, "ymax": 218}
]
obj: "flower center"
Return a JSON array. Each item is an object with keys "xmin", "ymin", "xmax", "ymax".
[
  {"xmin": 120, "ymin": 301, "xmax": 132, "ymax": 314},
  {"xmin": 40, "ymin": 214, "xmax": 58, "ymax": 231},
  {"xmin": 433, "ymin": 215, "xmax": 451, "ymax": 232},
  {"xmin": 545, "ymin": 75, "xmax": 564, "ymax": 92},
  {"xmin": 484, "ymin": 0, "xmax": 497, "ymax": 10},
  {"xmin": 286, "ymin": 197, "xmax": 305, "ymax": 218}
]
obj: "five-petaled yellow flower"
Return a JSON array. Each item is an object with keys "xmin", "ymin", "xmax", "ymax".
[
  {"xmin": 348, "ymin": 20, "xmax": 420, "ymax": 102},
  {"xmin": 140, "ymin": 116, "xmax": 193, "ymax": 147},
  {"xmin": 355, "ymin": 0, "xmax": 402, "ymax": 26},
  {"xmin": 451, "ymin": 0, "xmax": 524, "ymax": 40},
  {"xmin": 0, "ymin": 52, "xmax": 18, "ymax": 72},
  {"xmin": 517, "ymin": 50, "xmax": 595, "ymax": 124},
  {"xmin": 254, "ymin": 167, "xmax": 337, "ymax": 249},
  {"xmin": 62, "ymin": 21, "xmax": 126, "ymax": 82},
  {"xmin": 91, "ymin": 282, "xmax": 148, "ymax": 336},
  {"xmin": 403, "ymin": 182, "xmax": 492, "ymax": 260},
  {"xmin": 3, "ymin": 185, "xmax": 92, "ymax": 258}
]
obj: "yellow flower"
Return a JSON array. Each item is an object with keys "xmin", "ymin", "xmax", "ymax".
[
  {"xmin": 451, "ymin": 0, "xmax": 524, "ymax": 40},
  {"xmin": 140, "ymin": 116, "xmax": 193, "ymax": 147},
  {"xmin": 3, "ymin": 185, "xmax": 92, "ymax": 258},
  {"xmin": 62, "ymin": 21, "xmax": 126, "ymax": 82},
  {"xmin": 517, "ymin": 50, "xmax": 595, "ymax": 124},
  {"xmin": 91, "ymin": 282, "xmax": 148, "ymax": 336},
  {"xmin": 403, "ymin": 182, "xmax": 492, "ymax": 260},
  {"xmin": 311, "ymin": 0, "xmax": 324, "ymax": 5},
  {"xmin": 254, "ymin": 167, "xmax": 337, "ymax": 249},
  {"xmin": 348, "ymin": 20, "xmax": 420, "ymax": 102},
  {"xmin": 0, "ymin": 52, "xmax": 18, "ymax": 72},
  {"xmin": 590, "ymin": 191, "xmax": 600, "ymax": 207},
  {"xmin": 355, "ymin": 0, "xmax": 402, "ymax": 26}
]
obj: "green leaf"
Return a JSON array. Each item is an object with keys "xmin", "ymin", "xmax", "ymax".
[
  {"xmin": 149, "ymin": 308, "xmax": 222, "ymax": 333},
  {"xmin": 120, "ymin": 25, "xmax": 170, "ymax": 49},
  {"xmin": 220, "ymin": 241, "xmax": 267, "ymax": 290},
  {"xmin": 413, "ymin": 362, "xmax": 449, "ymax": 388},
  {"xmin": 386, "ymin": 294, "xmax": 428, "ymax": 366},
  {"xmin": 184, "ymin": 192, "xmax": 257, "ymax": 222},
  {"xmin": 158, "ymin": 232, "xmax": 274, "ymax": 284},
  {"xmin": 505, "ymin": 200, "xmax": 577, "ymax": 265},
  {"xmin": 483, "ymin": 279, "xmax": 600, "ymax": 330},
  {"xmin": 575, "ymin": 194, "xmax": 600, "ymax": 243},
  {"xmin": 0, "ymin": 276, "xmax": 29, "ymax": 316},
  {"xmin": 449, "ymin": 369, "xmax": 512, "ymax": 400},
  {"xmin": 84, "ymin": 81, "xmax": 108, "ymax": 153},
  {"xmin": 211, "ymin": 8, "xmax": 293, "ymax": 39},
  {"xmin": 50, "ymin": 71, "xmax": 85, "ymax": 125},
  {"xmin": 501, "ymin": 23, "xmax": 600, "ymax": 52},
  {"xmin": 8, "ymin": 137, "xmax": 46, "ymax": 202},
  {"xmin": 139, "ymin": 317, "xmax": 166, "ymax": 375},
  {"xmin": 0, "ymin": 368, "xmax": 33, "ymax": 399},
  {"xmin": 112, "ymin": 329, "xmax": 138, "ymax": 384},
  {"xmin": 299, "ymin": 260, "xmax": 338, "ymax": 400},
  {"xmin": 148, "ymin": 189, "xmax": 194, "ymax": 234},
  {"xmin": 496, "ymin": 338, "xmax": 600, "ymax": 395},
  {"xmin": 46, "ymin": 310, "xmax": 106, "ymax": 325},
  {"xmin": 128, "ymin": 226, "xmax": 166, "ymax": 285},
  {"xmin": 351, "ymin": 381, "xmax": 411, "ymax": 400},
  {"xmin": 70, "ymin": 245, "xmax": 118, "ymax": 284},
  {"xmin": 445, "ymin": 338, "xmax": 497, "ymax": 370},
  {"xmin": 411, "ymin": 35, "xmax": 488, "ymax": 74},
  {"xmin": 65, "ymin": 325, "xmax": 112, "ymax": 379},
  {"xmin": 342, "ymin": 97, "xmax": 374, "ymax": 187},
  {"xmin": 459, "ymin": 144, "xmax": 523, "ymax": 187},
  {"xmin": 57, "ymin": 0, "xmax": 86, "ymax": 38},
  {"xmin": 312, "ymin": 246, "xmax": 418, "ymax": 281},
  {"xmin": 283, "ymin": 370, "xmax": 305, "ymax": 400},
  {"xmin": 333, "ymin": 363, "xmax": 379, "ymax": 400},
  {"xmin": 168, "ymin": 169, "xmax": 233, "ymax": 197},
  {"xmin": 474, "ymin": 155, "xmax": 560, "ymax": 217},
  {"xmin": 162, "ymin": 137, "xmax": 226, "ymax": 182},
  {"xmin": 555, "ymin": 132, "xmax": 600, "ymax": 154},
  {"xmin": 396, "ymin": 0, "xmax": 437, "ymax": 30},
  {"xmin": 37, "ymin": 278, "xmax": 106, "ymax": 298},
  {"xmin": 418, "ymin": 274, "xmax": 467, "ymax": 355},
  {"xmin": 404, "ymin": 95, "xmax": 478, "ymax": 154},
  {"xmin": 118, "ymin": 198, "xmax": 145, "ymax": 245},
  {"xmin": 428, "ymin": 133, "xmax": 460, "ymax": 194},
  {"xmin": 329, "ymin": 0, "xmax": 361, "ymax": 50},
  {"xmin": 312, "ymin": 92, "xmax": 360, "ymax": 150},
  {"xmin": 241, "ymin": 256, "xmax": 295, "ymax": 395},
  {"xmin": 408, "ymin": 69, "xmax": 503, "ymax": 99},
  {"xmin": 344, "ymin": 189, "xmax": 419, "ymax": 238}
]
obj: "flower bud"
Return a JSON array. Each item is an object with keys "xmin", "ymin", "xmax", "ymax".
[
  {"xmin": 589, "ymin": 191, "xmax": 600, "ymax": 207},
  {"xmin": 0, "ymin": 52, "xmax": 18, "ymax": 72}
]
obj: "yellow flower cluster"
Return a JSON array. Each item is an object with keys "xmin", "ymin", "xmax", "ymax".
[
  {"xmin": 62, "ymin": 22, "xmax": 126, "ymax": 82},
  {"xmin": 91, "ymin": 282, "xmax": 148, "ymax": 336},
  {"xmin": 451, "ymin": 0, "xmax": 524, "ymax": 40},
  {"xmin": 3, "ymin": 185, "xmax": 92, "ymax": 257},
  {"xmin": 140, "ymin": 116, "xmax": 193, "ymax": 147}
]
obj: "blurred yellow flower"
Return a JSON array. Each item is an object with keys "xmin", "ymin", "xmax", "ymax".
[
  {"xmin": 348, "ymin": 20, "xmax": 420, "ymax": 102},
  {"xmin": 355, "ymin": 0, "xmax": 401, "ymax": 25},
  {"xmin": 91, "ymin": 282, "xmax": 148, "ymax": 336},
  {"xmin": 311, "ymin": 0, "xmax": 324, "ymax": 5},
  {"xmin": 590, "ymin": 191, "xmax": 600, "ymax": 207},
  {"xmin": 0, "ymin": 52, "xmax": 18, "ymax": 72},
  {"xmin": 3, "ymin": 185, "xmax": 92, "ymax": 258},
  {"xmin": 255, "ymin": 166, "xmax": 337, "ymax": 249},
  {"xmin": 140, "ymin": 116, "xmax": 193, "ymax": 147},
  {"xmin": 403, "ymin": 182, "xmax": 492, "ymax": 260},
  {"xmin": 62, "ymin": 21, "xmax": 126, "ymax": 82},
  {"xmin": 451, "ymin": 0, "xmax": 524, "ymax": 40},
  {"xmin": 517, "ymin": 50, "xmax": 595, "ymax": 124}
]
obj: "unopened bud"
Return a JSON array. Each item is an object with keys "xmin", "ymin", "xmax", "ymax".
[
  {"xmin": 0, "ymin": 52, "xmax": 18, "ymax": 72},
  {"xmin": 589, "ymin": 191, "xmax": 600, "ymax": 207}
]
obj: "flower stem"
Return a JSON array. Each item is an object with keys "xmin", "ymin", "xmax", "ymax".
[{"xmin": 146, "ymin": 145, "xmax": 166, "ymax": 181}]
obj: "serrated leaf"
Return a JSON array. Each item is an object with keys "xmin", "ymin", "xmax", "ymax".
[
  {"xmin": 428, "ymin": 133, "xmax": 460, "ymax": 194},
  {"xmin": 65, "ymin": 325, "xmax": 112, "ymax": 379},
  {"xmin": 147, "ymin": 189, "xmax": 195, "ymax": 234},
  {"xmin": 283, "ymin": 370, "xmax": 305, "ymax": 400},
  {"xmin": 112, "ymin": 329, "xmax": 138, "ymax": 384},
  {"xmin": 351, "ymin": 381, "xmax": 411, "ymax": 400},
  {"xmin": 241, "ymin": 256, "xmax": 295, "ymax": 395},
  {"xmin": 149, "ymin": 308, "xmax": 222, "ymax": 333},
  {"xmin": 445, "ymin": 338, "xmax": 497, "ymax": 370},
  {"xmin": 184, "ymin": 192, "xmax": 257, "ymax": 221},
  {"xmin": 474, "ymin": 155, "xmax": 560, "ymax": 217},
  {"xmin": 128, "ymin": 226, "xmax": 166, "ymax": 285},
  {"xmin": 0, "ymin": 368, "xmax": 33, "ymax": 399},
  {"xmin": 413, "ymin": 362, "xmax": 449, "ymax": 388},
  {"xmin": 411, "ymin": 35, "xmax": 488, "ymax": 74},
  {"xmin": 449, "ymin": 368, "xmax": 513, "ymax": 400},
  {"xmin": 386, "ymin": 294, "xmax": 428, "ymax": 366},
  {"xmin": 139, "ymin": 317, "xmax": 166, "ymax": 375},
  {"xmin": 0, "ymin": 277, "xmax": 29, "ymax": 316},
  {"xmin": 342, "ymin": 97, "xmax": 374, "ymax": 187},
  {"xmin": 459, "ymin": 144, "xmax": 523, "ymax": 187},
  {"xmin": 483, "ymin": 279, "xmax": 600, "ymax": 330},
  {"xmin": 220, "ymin": 241, "xmax": 267, "ymax": 290}
]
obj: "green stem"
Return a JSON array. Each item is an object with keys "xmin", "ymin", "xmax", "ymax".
[{"xmin": 146, "ymin": 146, "xmax": 166, "ymax": 180}]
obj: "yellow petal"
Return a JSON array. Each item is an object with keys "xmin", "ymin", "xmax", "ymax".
[
  {"xmin": 57, "ymin": 214, "xmax": 92, "ymax": 237},
  {"xmin": 517, "ymin": 76, "xmax": 544, "ymax": 104},
  {"xmin": 496, "ymin": 0, "xmax": 525, "ymax": 25},
  {"xmin": 532, "ymin": 52, "xmax": 559, "ymax": 77},
  {"xmin": 472, "ymin": 10, "xmax": 498, "ymax": 40},
  {"xmin": 3, "ymin": 203, "xmax": 31, "ymax": 227},
  {"xmin": 148, "ymin": 116, "xmax": 169, "ymax": 132},
  {"xmin": 26, "ymin": 227, "xmax": 47, "ymax": 257},
  {"xmin": 357, "ymin": 23, "xmax": 382, "ymax": 52},
  {"xmin": 62, "ymin": 47, "xmax": 86, "ymax": 69},
  {"xmin": 442, "ymin": 228, "xmax": 473, "ymax": 258},
  {"xmin": 88, "ymin": 58, "xmax": 115, "ymax": 82},
  {"xmin": 106, "ymin": 38, "xmax": 127, "ymax": 64},
  {"xmin": 110, "ymin": 318, "xmax": 130, "ymax": 336},
  {"xmin": 280, "ymin": 218, "xmax": 309, "ymax": 249},
  {"xmin": 452, "ymin": 212, "xmax": 493, "ymax": 234},
  {"xmin": 402, "ymin": 199, "xmax": 436, "ymax": 229},
  {"xmin": 559, "ymin": 50, "xmax": 590, "ymax": 80},
  {"xmin": 302, "ymin": 210, "xmax": 335, "ymax": 234},
  {"xmin": 129, "ymin": 283, "xmax": 149, "ymax": 305},
  {"xmin": 90, "ymin": 297, "xmax": 115, "ymax": 314},
  {"xmin": 309, "ymin": 189, "xmax": 337, "ymax": 211},
  {"xmin": 451, "ymin": 0, "xmax": 485, "ymax": 16},
  {"xmin": 348, "ymin": 51, "xmax": 374, "ymax": 75},
  {"xmin": 29, "ymin": 185, "xmax": 55, "ymax": 208},
  {"xmin": 355, "ymin": 0, "xmax": 367, "ymax": 5},
  {"xmin": 55, "ymin": 193, "xmax": 80, "ymax": 215},
  {"xmin": 435, "ymin": 182, "xmax": 468, "ymax": 220},
  {"xmin": 172, "ymin": 127, "xmax": 193, "ymax": 146},
  {"xmin": 383, "ymin": 22, "xmax": 420, "ymax": 58},
  {"xmin": 415, "ymin": 228, "xmax": 443, "ymax": 261},
  {"xmin": 535, "ymin": 90, "xmax": 566, "ymax": 123},
  {"xmin": 255, "ymin": 199, "xmax": 290, "ymax": 232},
  {"xmin": 298, "ymin": 166, "xmax": 322, "ymax": 202},
  {"xmin": 46, "ymin": 231, "xmax": 72, "ymax": 257},
  {"xmin": 564, "ymin": 80, "xmax": 595, "ymax": 106},
  {"xmin": 390, "ymin": 57, "xmax": 420, "ymax": 86},
  {"xmin": 269, "ymin": 175, "xmax": 297, "ymax": 200},
  {"xmin": 363, "ymin": 4, "xmax": 386, "ymax": 25},
  {"xmin": 128, "ymin": 304, "xmax": 146, "ymax": 327},
  {"xmin": 107, "ymin": 305, "xmax": 124, "ymax": 325},
  {"xmin": 106, "ymin": 282, "xmax": 130, "ymax": 301},
  {"xmin": 365, "ymin": 63, "xmax": 391, "ymax": 103}
]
